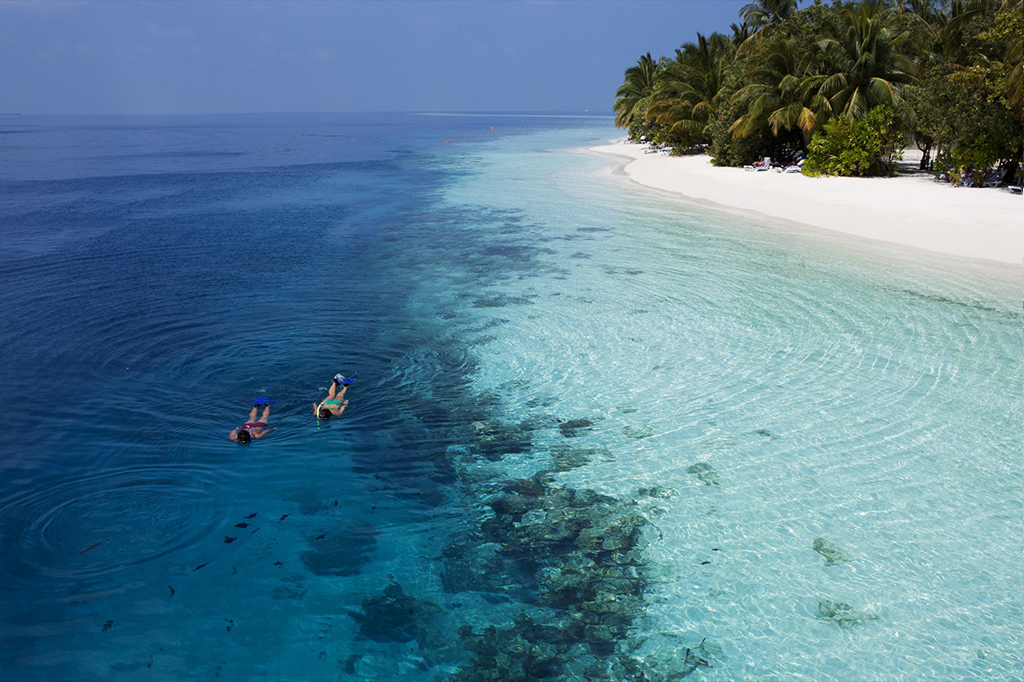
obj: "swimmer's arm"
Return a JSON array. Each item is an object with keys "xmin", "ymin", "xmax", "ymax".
[
  {"xmin": 229, "ymin": 429, "xmax": 239, "ymax": 441},
  {"xmin": 336, "ymin": 400, "xmax": 349, "ymax": 416},
  {"xmin": 253, "ymin": 428, "xmax": 275, "ymax": 439}
]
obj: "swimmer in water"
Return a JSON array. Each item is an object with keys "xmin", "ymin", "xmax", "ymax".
[
  {"xmin": 230, "ymin": 402, "xmax": 274, "ymax": 442},
  {"xmin": 314, "ymin": 375, "xmax": 350, "ymax": 420}
]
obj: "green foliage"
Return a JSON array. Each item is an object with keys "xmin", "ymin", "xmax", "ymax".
[
  {"xmin": 612, "ymin": 0, "xmax": 1019, "ymax": 179},
  {"xmin": 729, "ymin": 38, "xmax": 826, "ymax": 141},
  {"xmin": 647, "ymin": 33, "xmax": 735, "ymax": 148},
  {"xmin": 934, "ymin": 147, "xmax": 998, "ymax": 186},
  {"xmin": 614, "ymin": 53, "xmax": 661, "ymax": 131},
  {"xmin": 981, "ymin": 0, "xmax": 1022, "ymax": 114},
  {"xmin": 816, "ymin": 2, "xmax": 918, "ymax": 121},
  {"xmin": 741, "ymin": 0, "xmax": 800, "ymax": 29},
  {"xmin": 802, "ymin": 106, "xmax": 905, "ymax": 176},
  {"xmin": 930, "ymin": 66, "xmax": 1020, "ymax": 184}
]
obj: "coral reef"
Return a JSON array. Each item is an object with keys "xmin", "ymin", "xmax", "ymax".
[
  {"xmin": 439, "ymin": 472, "xmax": 661, "ymax": 680},
  {"xmin": 345, "ymin": 579, "xmax": 443, "ymax": 643}
]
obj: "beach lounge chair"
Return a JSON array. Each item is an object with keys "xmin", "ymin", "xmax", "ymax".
[
  {"xmin": 982, "ymin": 169, "xmax": 1003, "ymax": 188},
  {"xmin": 745, "ymin": 156, "xmax": 771, "ymax": 171}
]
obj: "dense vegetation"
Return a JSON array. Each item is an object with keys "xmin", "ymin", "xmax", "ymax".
[{"xmin": 613, "ymin": 0, "xmax": 1023, "ymax": 183}]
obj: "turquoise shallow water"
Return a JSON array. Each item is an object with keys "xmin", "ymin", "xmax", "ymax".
[
  {"xmin": 1, "ymin": 114, "xmax": 1021, "ymax": 681},
  {"xmin": 430, "ymin": 130, "xmax": 1023, "ymax": 680}
]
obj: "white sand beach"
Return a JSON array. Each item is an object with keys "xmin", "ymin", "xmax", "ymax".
[{"xmin": 591, "ymin": 140, "xmax": 1023, "ymax": 267}]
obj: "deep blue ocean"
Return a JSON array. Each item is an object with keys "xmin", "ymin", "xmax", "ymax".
[{"xmin": 1, "ymin": 112, "xmax": 1021, "ymax": 681}]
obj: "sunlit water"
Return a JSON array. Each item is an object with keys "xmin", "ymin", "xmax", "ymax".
[{"xmin": 1, "ymin": 113, "xmax": 1020, "ymax": 681}]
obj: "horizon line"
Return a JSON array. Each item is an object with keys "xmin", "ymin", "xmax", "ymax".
[{"xmin": 4, "ymin": 109, "xmax": 615, "ymax": 119}]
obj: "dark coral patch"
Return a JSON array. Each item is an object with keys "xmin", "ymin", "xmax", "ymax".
[{"xmin": 558, "ymin": 419, "xmax": 593, "ymax": 438}]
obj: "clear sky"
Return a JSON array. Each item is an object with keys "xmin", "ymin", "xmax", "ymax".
[{"xmin": 0, "ymin": 0, "xmax": 753, "ymax": 115}]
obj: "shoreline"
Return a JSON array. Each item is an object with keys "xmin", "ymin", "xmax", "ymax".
[{"xmin": 588, "ymin": 140, "xmax": 1023, "ymax": 269}]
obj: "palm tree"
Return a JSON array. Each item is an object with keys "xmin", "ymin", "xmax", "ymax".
[
  {"xmin": 735, "ymin": 0, "xmax": 801, "ymax": 58},
  {"xmin": 729, "ymin": 39, "xmax": 827, "ymax": 142},
  {"xmin": 1005, "ymin": 0, "xmax": 1023, "ymax": 114},
  {"xmin": 647, "ymin": 33, "xmax": 734, "ymax": 144},
  {"xmin": 614, "ymin": 53, "xmax": 661, "ymax": 130},
  {"xmin": 906, "ymin": 0, "xmax": 999, "ymax": 65},
  {"xmin": 816, "ymin": 1, "xmax": 918, "ymax": 120},
  {"xmin": 730, "ymin": 22, "xmax": 755, "ymax": 49},
  {"xmin": 740, "ymin": 0, "xmax": 800, "ymax": 29}
]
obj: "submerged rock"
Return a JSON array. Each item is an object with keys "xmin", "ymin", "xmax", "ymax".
[
  {"xmin": 346, "ymin": 579, "xmax": 441, "ymax": 643},
  {"xmin": 686, "ymin": 462, "xmax": 720, "ymax": 486},
  {"xmin": 470, "ymin": 420, "xmax": 534, "ymax": 461},
  {"xmin": 558, "ymin": 419, "xmax": 594, "ymax": 438},
  {"xmin": 637, "ymin": 485, "xmax": 673, "ymax": 498},
  {"xmin": 488, "ymin": 493, "xmax": 533, "ymax": 518},
  {"xmin": 622, "ymin": 424, "xmax": 653, "ymax": 439},
  {"xmin": 812, "ymin": 537, "xmax": 852, "ymax": 565},
  {"xmin": 549, "ymin": 444, "xmax": 607, "ymax": 471},
  {"xmin": 817, "ymin": 599, "xmax": 879, "ymax": 626}
]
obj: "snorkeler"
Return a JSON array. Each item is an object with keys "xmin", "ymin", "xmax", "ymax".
[
  {"xmin": 314, "ymin": 374, "xmax": 352, "ymax": 420},
  {"xmin": 230, "ymin": 401, "xmax": 275, "ymax": 442}
]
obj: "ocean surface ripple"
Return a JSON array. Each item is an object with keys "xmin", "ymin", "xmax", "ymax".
[{"xmin": 1, "ymin": 113, "xmax": 1020, "ymax": 682}]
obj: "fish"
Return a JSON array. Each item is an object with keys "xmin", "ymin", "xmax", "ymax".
[
  {"xmin": 224, "ymin": 536, "xmax": 236, "ymax": 544},
  {"xmin": 168, "ymin": 586, "xmax": 175, "ymax": 598},
  {"xmin": 279, "ymin": 514, "xmax": 289, "ymax": 521},
  {"xmin": 79, "ymin": 540, "xmax": 107, "ymax": 555},
  {"xmin": 273, "ymin": 561, "xmax": 283, "ymax": 566},
  {"xmin": 334, "ymin": 499, "xmax": 338, "ymax": 506},
  {"xmin": 250, "ymin": 527, "xmax": 260, "ymax": 534},
  {"xmin": 244, "ymin": 512, "xmax": 257, "ymax": 519},
  {"xmin": 680, "ymin": 638, "xmax": 713, "ymax": 672},
  {"xmin": 193, "ymin": 563, "xmax": 208, "ymax": 572},
  {"xmin": 315, "ymin": 534, "xmax": 325, "ymax": 540},
  {"xmin": 102, "ymin": 620, "xmax": 113, "ymax": 632},
  {"xmin": 224, "ymin": 619, "xmax": 233, "ymax": 632},
  {"xmin": 700, "ymin": 560, "xmax": 711, "ymax": 565},
  {"xmin": 234, "ymin": 522, "xmax": 249, "ymax": 528}
]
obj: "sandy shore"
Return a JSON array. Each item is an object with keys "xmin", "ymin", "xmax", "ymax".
[{"xmin": 590, "ymin": 140, "xmax": 1023, "ymax": 267}]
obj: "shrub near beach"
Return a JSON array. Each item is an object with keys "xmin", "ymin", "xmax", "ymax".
[{"xmin": 801, "ymin": 105, "xmax": 905, "ymax": 176}]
